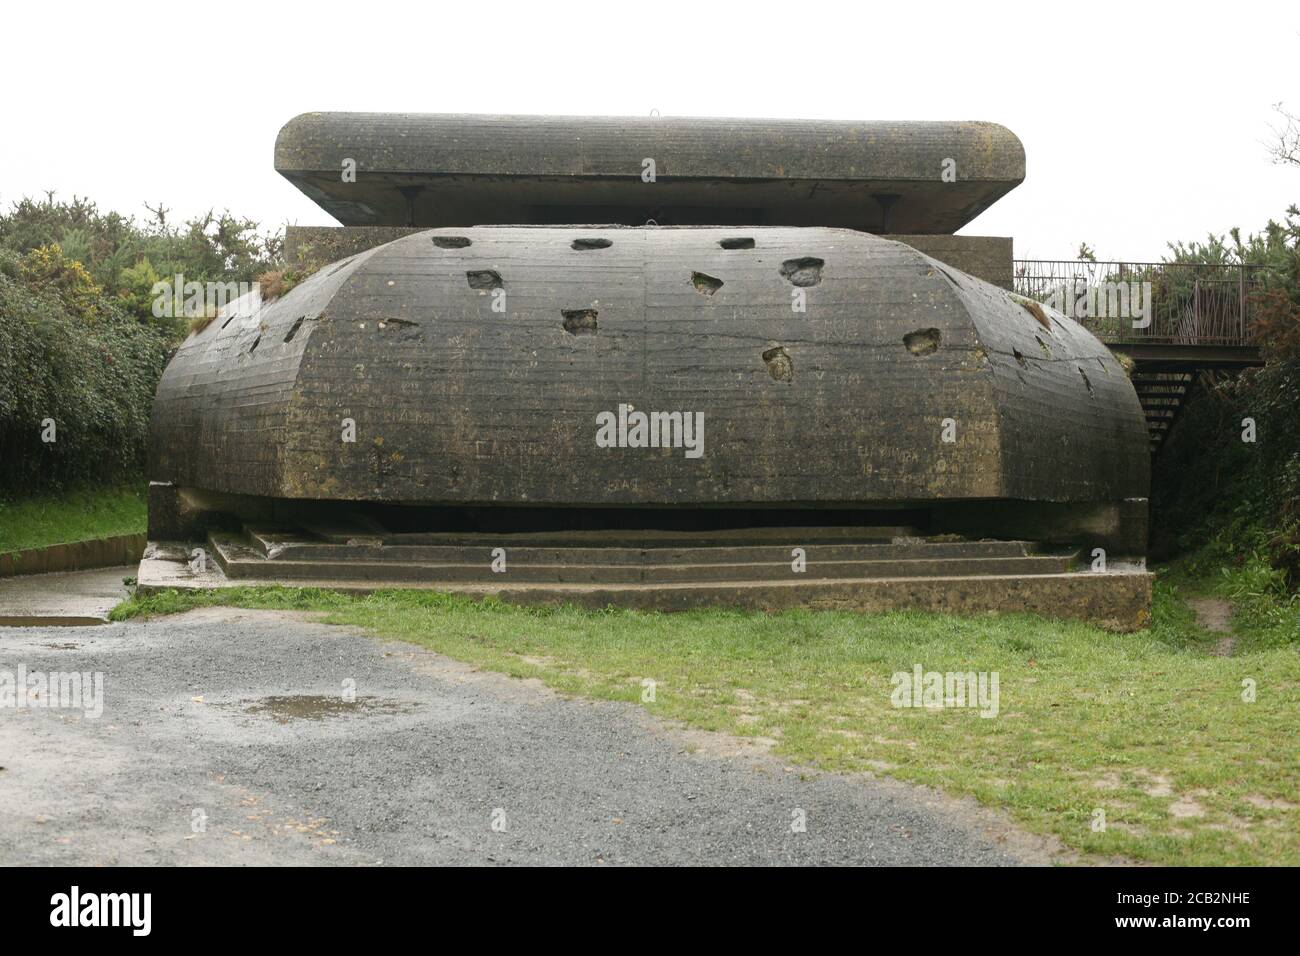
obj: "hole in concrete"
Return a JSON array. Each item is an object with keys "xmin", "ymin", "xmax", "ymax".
[
  {"xmin": 378, "ymin": 318, "xmax": 418, "ymax": 330},
  {"xmin": 562, "ymin": 308, "xmax": 598, "ymax": 335},
  {"xmin": 432, "ymin": 236, "xmax": 472, "ymax": 249},
  {"xmin": 571, "ymin": 237, "xmax": 612, "ymax": 250},
  {"xmin": 903, "ymin": 328, "xmax": 941, "ymax": 355},
  {"xmin": 1013, "ymin": 348, "xmax": 1028, "ymax": 369},
  {"xmin": 779, "ymin": 257, "xmax": 825, "ymax": 287},
  {"xmin": 1020, "ymin": 299, "xmax": 1052, "ymax": 331},
  {"xmin": 1036, "ymin": 335, "xmax": 1052, "ymax": 358},
  {"xmin": 466, "ymin": 270, "xmax": 503, "ymax": 290},
  {"xmin": 719, "ymin": 237, "xmax": 755, "ymax": 250},
  {"xmin": 762, "ymin": 345, "xmax": 793, "ymax": 383},
  {"xmin": 248, "ymin": 335, "xmax": 260, "ymax": 354},
  {"xmin": 1079, "ymin": 367, "xmax": 1094, "ymax": 396},
  {"xmin": 283, "ymin": 316, "xmax": 306, "ymax": 343},
  {"xmin": 691, "ymin": 271, "xmax": 723, "ymax": 296}
]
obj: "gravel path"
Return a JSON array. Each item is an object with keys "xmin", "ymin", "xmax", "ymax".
[{"xmin": 0, "ymin": 607, "xmax": 1055, "ymax": 866}]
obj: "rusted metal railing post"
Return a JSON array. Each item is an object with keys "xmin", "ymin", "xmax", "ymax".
[{"xmin": 1239, "ymin": 265, "xmax": 1246, "ymax": 342}]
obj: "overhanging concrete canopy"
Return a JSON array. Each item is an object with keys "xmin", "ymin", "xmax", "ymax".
[{"xmin": 275, "ymin": 113, "xmax": 1025, "ymax": 233}]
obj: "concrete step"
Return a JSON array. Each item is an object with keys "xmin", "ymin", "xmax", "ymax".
[
  {"xmin": 137, "ymin": 545, "xmax": 1152, "ymax": 631},
  {"xmin": 295, "ymin": 523, "xmax": 921, "ymax": 549},
  {"xmin": 244, "ymin": 528, "xmax": 1037, "ymax": 564},
  {"xmin": 209, "ymin": 533, "xmax": 1076, "ymax": 584}
]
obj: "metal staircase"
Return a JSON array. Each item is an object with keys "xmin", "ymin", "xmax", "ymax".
[{"xmin": 1130, "ymin": 371, "xmax": 1194, "ymax": 451}]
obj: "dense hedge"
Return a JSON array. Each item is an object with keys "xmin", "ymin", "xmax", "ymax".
[
  {"xmin": 1152, "ymin": 360, "xmax": 1300, "ymax": 567},
  {"xmin": 0, "ymin": 247, "xmax": 169, "ymax": 492},
  {"xmin": 0, "ymin": 194, "xmax": 282, "ymax": 335},
  {"xmin": 0, "ymin": 195, "xmax": 283, "ymax": 498},
  {"xmin": 1151, "ymin": 208, "xmax": 1300, "ymax": 588}
]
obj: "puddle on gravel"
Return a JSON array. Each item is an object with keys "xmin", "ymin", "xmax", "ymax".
[{"xmin": 234, "ymin": 695, "xmax": 418, "ymax": 725}]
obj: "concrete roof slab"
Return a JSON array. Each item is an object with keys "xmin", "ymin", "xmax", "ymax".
[{"xmin": 275, "ymin": 113, "xmax": 1025, "ymax": 233}]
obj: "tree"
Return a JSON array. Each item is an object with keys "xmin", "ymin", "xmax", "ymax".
[{"xmin": 1268, "ymin": 102, "xmax": 1300, "ymax": 167}]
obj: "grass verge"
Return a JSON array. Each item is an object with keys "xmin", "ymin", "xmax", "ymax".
[
  {"xmin": 0, "ymin": 485, "xmax": 147, "ymax": 555},
  {"xmin": 1162, "ymin": 551, "xmax": 1300, "ymax": 654},
  {"xmin": 110, "ymin": 573, "xmax": 1299, "ymax": 866}
]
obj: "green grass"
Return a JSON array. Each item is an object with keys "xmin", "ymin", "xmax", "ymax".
[
  {"xmin": 1162, "ymin": 552, "xmax": 1300, "ymax": 654},
  {"xmin": 110, "ymin": 573, "xmax": 1300, "ymax": 866},
  {"xmin": 0, "ymin": 485, "xmax": 147, "ymax": 555}
]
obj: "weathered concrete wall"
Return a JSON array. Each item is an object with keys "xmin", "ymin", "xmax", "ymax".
[
  {"xmin": 150, "ymin": 226, "xmax": 1149, "ymax": 512},
  {"xmin": 288, "ymin": 227, "xmax": 1016, "ymax": 292},
  {"xmin": 485, "ymin": 571, "xmax": 1154, "ymax": 632},
  {"xmin": 893, "ymin": 235, "xmax": 1013, "ymax": 290},
  {"xmin": 0, "ymin": 535, "xmax": 145, "ymax": 577}
]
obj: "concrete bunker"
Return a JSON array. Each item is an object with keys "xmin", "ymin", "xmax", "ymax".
[{"xmin": 140, "ymin": 113, "xmax": 1152, "ymax": 627}]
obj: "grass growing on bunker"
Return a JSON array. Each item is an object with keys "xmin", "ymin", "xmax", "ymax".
[
  {"xmin": 111, "ymin": 575, "xmax": 1300, "ymax": 866},
  {"xmin": 0, "ymin": 485, "xmax": 147, "ymax": 555}
]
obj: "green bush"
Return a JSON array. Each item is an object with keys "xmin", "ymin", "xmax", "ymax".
[
  {"xmin": 1152, "ymin": 208, "xmax": 1300, "ymax": 588},
  {"xmin": 0, "ymin": 193, "xmax": 282, "ymax": 332},
  {"xmin": 0, "ymin": 194, "xmax": 286, "ymax": 497},
  {"xmin": 0, "ymin": 246, "xmax": 168, "ymax": 492}
]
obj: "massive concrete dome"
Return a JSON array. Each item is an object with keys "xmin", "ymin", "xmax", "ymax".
[{"xmin": 150, "ymin": 226, "xmax": 1148, "ymax": 511}]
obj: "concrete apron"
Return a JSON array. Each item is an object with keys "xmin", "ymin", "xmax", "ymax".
[{"xmin": 0, "ymin": 567, "xmax": 133, "ymax": 627}]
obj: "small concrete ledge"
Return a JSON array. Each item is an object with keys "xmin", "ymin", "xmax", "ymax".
[{"xmin": 0, "ymin": 534, "xmax": 146, "ymax": 578}]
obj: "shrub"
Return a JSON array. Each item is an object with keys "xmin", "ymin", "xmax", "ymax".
[
  {"xmin": 0, "ymin": 194, "xmax": 283, "ymax": 335},
  {"xmin": 17, "ymin": 243, "xmax": 104, "ymax": 321},
  {"xmin": 0, "ymin": 247, "xmax": 168, "ymax": 492},
  {"xmin": 1152, "ymin": 208, "xmax": 1300, "ymax": 588}
]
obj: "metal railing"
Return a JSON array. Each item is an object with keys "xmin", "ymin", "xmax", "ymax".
[{"xmin": 1013, "ymin": 260, "xmax": 1262, "ymax": 346}]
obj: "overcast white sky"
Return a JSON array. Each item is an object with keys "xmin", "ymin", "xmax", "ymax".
[{"xmin": 2, "ymin": 0, "xmax": 1296, "ymax": 261}]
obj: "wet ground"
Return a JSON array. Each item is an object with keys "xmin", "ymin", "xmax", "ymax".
[
  {"xmin": 0, "ymin": 567, "xmax": 131, "ymax": 626},
  {"xmin": 0, "ymin": 606, "xmax": 1061, "ymax": 866}
]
